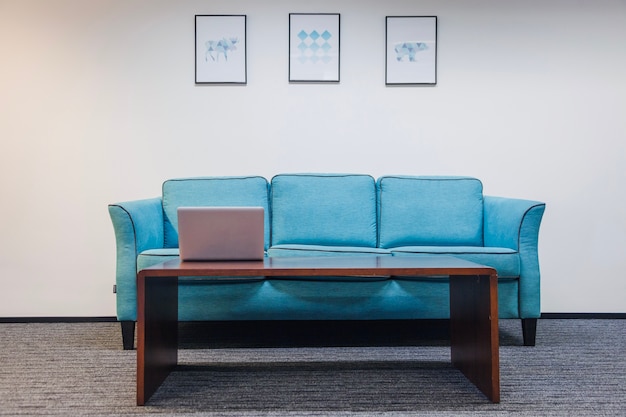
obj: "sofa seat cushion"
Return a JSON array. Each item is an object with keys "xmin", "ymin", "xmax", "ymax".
[
  {"xmin": 161, "ymin": 176, "xmax": 270, "ymax": 249},
  {"xmin": 270, "ymin": 174, "xmax": 378, "ymax": 247},
  {"xmin": 267, "ymin": 245, "xmax": 391, "ymax": 281},
  {"xmin": 137, "ymin": 249, "xmax": 264, "ymax": 283},
  {"xmin": 137, "ymin": 248, "xmax": 179, "ymax": 271},
  {"xmin": 378, "ymin": 176, "xmax": 484, "ymax": 248},
  {"xmin": 268, "ymin": 244, "xmax": 391, "ymax": 257},
  {"xmin": 390, "ymin": 246, "xmax": 520, "ymax": 278}
]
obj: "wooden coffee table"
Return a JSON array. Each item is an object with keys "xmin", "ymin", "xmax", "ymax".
[{"xmin": 136, "ymin": 255, "xmax": 500, "ymax": 405}]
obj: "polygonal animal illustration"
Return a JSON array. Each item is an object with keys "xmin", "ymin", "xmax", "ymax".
[
  {"xmin": 205, "ymin": 38, "xmax": 239, "ymax": 62},
  {"xmin": 394, "ymin": 42, "xmax": 428, "ymax": 62}
]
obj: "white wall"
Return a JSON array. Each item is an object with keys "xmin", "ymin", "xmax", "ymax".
[{"xmin": 1, "ymin": 0, "xmax": 624, "ymax": 316}]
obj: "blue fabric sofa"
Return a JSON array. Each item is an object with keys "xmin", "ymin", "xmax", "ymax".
[{"xmin": 108, "ymin": 174, "xmax": 545, "ymax": 349}]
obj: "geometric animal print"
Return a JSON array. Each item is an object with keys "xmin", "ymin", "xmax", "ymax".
[
  {"xmin": 394, "ymin": 42, "xmax": 428, "ymax": 62},
  {"xmin": 205, "ymin": 37, "xmax": 239, "ymax": 62}
]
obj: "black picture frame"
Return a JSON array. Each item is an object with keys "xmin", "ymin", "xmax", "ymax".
[
  {"xmin": 195, "ymin": 15, "xmax": 247, "ymax": 84},
  {"xmin": 386, "ymin": 16, "xmax": 437, "ymax": 85},
  {"xmin": 289, "ymin": 13, "xmax": 340, "ymax": 83}
]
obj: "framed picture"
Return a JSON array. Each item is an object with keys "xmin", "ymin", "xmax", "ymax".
[
  {"xmin": 289, "ymin": 13, "xmax": 340, "ymax": 82},
  {"xmin": 195, "ymin": 15, "xmax": 247, "ymax": 84},
  {"xmin": 386, "ymin": 16, "xmax": 437, "ymax": 85}
]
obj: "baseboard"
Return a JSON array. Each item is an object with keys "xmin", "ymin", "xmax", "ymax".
[
  {"xmin": 1, "ymin": 314, "xmax": 625, "ymax": 323},
  {"xmin": 0, "ymin": 316, "xmax": 117, "ymax": 323},
  {"xmin": 540, "ymin": 313, "xmax": 626, "ymax": 319}
]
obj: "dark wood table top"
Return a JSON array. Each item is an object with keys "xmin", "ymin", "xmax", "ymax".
[{"xmin": 138, "ymin": 255, "xmax": 496, "ymax": 278}]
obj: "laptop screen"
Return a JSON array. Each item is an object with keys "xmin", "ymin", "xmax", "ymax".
[{"xmin": 177, "ymin": 206, "xmax": 264, "ymax": 261}]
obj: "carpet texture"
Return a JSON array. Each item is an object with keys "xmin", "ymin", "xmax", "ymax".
[{"xmin": 0, "ymin": 319, "xmax": 624, "ymax": 416}]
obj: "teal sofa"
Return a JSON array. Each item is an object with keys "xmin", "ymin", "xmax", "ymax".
[{"xmin": 108, "ymin": 174, "xmax": 545, "ymax": 350}]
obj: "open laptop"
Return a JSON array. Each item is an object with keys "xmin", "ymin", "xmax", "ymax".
[{"xmin": 177, "ymin": 206, "xmax": 265, "ymax": 261}]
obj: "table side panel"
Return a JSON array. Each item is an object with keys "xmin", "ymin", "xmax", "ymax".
[
  {"xmin": 137, "ymin": 274, "xmax": 179, "ymax": 406},
  {"xmin": 449, "ymin": 273, "xmax": 500, "ymax": 403}
]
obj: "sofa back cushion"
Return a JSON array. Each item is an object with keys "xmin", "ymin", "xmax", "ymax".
[
  {"xmin": 270, "ymin": 174, "xmax": 378, "ymax": 247},
  {"xmin": 162, "ymin": 176, "xmax": 270, "ymax": 249},
  {"xmin": 378, "ymin": 176, "xmax": 484, "ymax": 248}
]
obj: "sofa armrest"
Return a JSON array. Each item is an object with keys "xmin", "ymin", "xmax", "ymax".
[
  {"xmin": 108, "ymin": 197, "xmax": 164, "ymax": 321},
  {"xmin": 484, "ymin": 196, "xmax": 545, "ymax": 250},
  {"xmin": 484, "ymin": 196, "xmax": 546, "ymax": 318}
]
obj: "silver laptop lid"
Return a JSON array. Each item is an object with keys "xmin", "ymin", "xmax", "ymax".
[{"xmin": 177, "ymin": 206, "xmax": 264, "ymax": 261}]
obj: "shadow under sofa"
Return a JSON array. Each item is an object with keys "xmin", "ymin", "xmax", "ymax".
[{"xmin": 108, "ymin": 173, "xmax": 545, "ymax": 350}]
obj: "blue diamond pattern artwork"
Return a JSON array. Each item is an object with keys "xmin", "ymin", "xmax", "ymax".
[
  {"xmin": 296, "ymin": 29, "xmax": 333, "ymax": 64},
  {"xmin": 289, "ymin": 14, "xmax": 340, "ymax": 82}
]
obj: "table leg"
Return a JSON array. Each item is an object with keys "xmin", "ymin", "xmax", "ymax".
[
  {"xmin": 137, "ymin": 275, "xmax": 178, "ymax": 406},
  {"xmin": 449, "ymin": 273, "xmax": 500, "ymax": 403}
]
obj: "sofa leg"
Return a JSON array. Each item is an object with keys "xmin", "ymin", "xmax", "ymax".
[
  {"xmin": 522, "ymin": 318, "xmax": 537, "ymax": 346},
  {"xmin": 121, "ymin": 321, "xmax": 136, "ymax": 350}
]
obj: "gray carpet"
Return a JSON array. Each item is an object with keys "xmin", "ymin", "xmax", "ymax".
[{"xmin": 0, "ymin": 319, "xmax": 624, "ymax": 416}]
